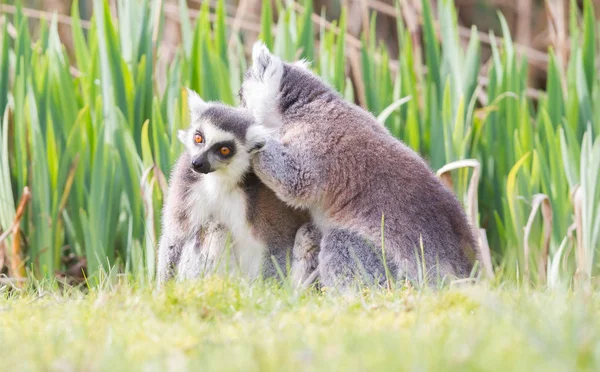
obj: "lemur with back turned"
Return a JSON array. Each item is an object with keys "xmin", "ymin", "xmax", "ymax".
[{"xmin": 240, "ymin": 42, "xmax": 480, "ymax": 290}]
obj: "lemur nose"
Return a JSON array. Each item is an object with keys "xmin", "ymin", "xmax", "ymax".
[{"xmin": 191, "ymin": 158, "xmax": 211, "ymax": 174}]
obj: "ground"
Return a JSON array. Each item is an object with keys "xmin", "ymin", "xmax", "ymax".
[{"xmin": 1, "ymin": 278, "xmax": 599, "ymax": 371}]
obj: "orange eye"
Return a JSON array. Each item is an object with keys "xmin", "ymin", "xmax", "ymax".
[
  {"xmin": 194, "ymin": 134, "xmax": 203, "ymax": 144},
  {"xmin": 220, "ymin": 147, "xmax": 231, "ymax": 156}
]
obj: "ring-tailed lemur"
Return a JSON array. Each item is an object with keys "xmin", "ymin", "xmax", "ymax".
[
  {"xmin": 240, "ymin": 42, "xmax": 480, "ymax": 290},
  {"xmin": 156, "ymin": 90, "xmax": 320, "ymax": 287}
]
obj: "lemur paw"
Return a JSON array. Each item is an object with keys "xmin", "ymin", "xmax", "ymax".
[
  {"xmin": 246, "ymin": 123, "xmax": 273, "ymax": 155},
  {"xmin": 250, "ymin": 138, "xmax": 275, "ymax": 164},
  {"xmin": 249, "ymin": 139, "xmax": 267, "ymax": 154}
]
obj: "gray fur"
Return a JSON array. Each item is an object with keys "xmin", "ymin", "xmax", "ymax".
[
  {"xmin": 290, "ymin": 223, "xmax": 322, "ymax": 289},
  {"xmin": 157, "ymin": 151, "xmax": 198, "ymax": 285},
  {"xmin": 319, "ymin": 228, "xmax": 395, "ymax": 291},
  {"xmin": 201, "ymin": 104, "xmax": 254, "ymax": 143},
  {"xmin": 157, "ymin": 97, "xmax": 321, "ymax": 287},
  {"xmin": 240, "ymin": 43, "xmax": 480, "ymax": 290}
]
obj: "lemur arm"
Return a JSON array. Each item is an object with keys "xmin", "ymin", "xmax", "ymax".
[
  {"xmin": 156, "ymin": 232, "xmax": 183, "ymax": 287},
  {"xmin": 157, "ymin": 222, "xmax": 234, "ymax": 287},
  {"xmin": 251, "ymin": 139, "xmax": 322, "ymax": 208},
  {"xmin": 199, "ymin": 222, "xmax": 236, "ymax": 276}
]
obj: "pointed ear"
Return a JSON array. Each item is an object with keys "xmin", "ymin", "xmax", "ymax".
[
  {"xmin": 186, "ymin": 88, "xmax": 208, "ymax": 121},
  {"xmin": 243, "ymin": 41, "xmax": 284, "ymax": 129},
  {"xmin": 177, "ymin": 129, "xmax": 187, "ymax": 145},
  {"xmin": 251, "ymin": 41, "xmax": 283, "ymax": 80}
]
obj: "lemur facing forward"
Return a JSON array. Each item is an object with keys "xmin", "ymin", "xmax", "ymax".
[
  {"xmin": 157, "ymin": 90, "xmax": 320, "ymax": 287},
  {"xmin": 240, "ymin": 42, "xmax": 480, "ymax": 290}
]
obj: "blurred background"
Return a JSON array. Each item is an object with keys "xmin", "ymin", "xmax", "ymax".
[{"xmin": 14, "ymin": 0, "xmax": 600, "ymax": 91}]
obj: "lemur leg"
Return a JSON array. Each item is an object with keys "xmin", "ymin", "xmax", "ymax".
[
  {"xmin": 290, "ymin": 223, "xmax": 322, "ymax": 289},
  {"xmin": 319, "ymin": 228, "xmax": 393, "ymax": 291},
  {"xmin": 157, "ymin": 232, "xmax": 184, "ymax": 287},
  {"xmin": 177, "ymin": 222, "xmax": 235, "ymax": 281},
  {"xmin": 251, "ymin": 139, "xmax": 321, "ymax": 208}
]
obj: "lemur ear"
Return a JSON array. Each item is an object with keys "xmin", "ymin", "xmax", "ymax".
[
  {"xmin": 244, "ymin": 41, "xmax": 285, "ymax": 129},
  {"xmin": 186, "ymin": 88, "xmax": 209, "ymax": 121},
  {"xmin": 177, "ymin": 129, "xmax": 187, "ymax": 145},
  {"xmin": 251, "ymin": 41, "xmax": 283, "ymax": 80}
]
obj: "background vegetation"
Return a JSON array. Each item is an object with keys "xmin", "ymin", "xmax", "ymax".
[{"xmin": 0, "ymin": 0, "xmax": 599, "ymax": 290}]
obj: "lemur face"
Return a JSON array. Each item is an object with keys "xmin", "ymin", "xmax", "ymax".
[{"xmin": 178, "ymin": 89, "xmax": 270, "ymax": 183}]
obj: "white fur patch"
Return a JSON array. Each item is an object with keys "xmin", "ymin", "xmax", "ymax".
[
  {"xmin": 242, "ymin": 41, "xmax": 284, "ymax": 129},
  {"xmin": 205, "ymin": 175, "xmax": 264, "ymax": 277},
  {"xmin": 183, "ymin": 173, "xmax": 265, "ymax": 279}
]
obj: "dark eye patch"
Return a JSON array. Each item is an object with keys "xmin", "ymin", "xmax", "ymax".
[{"xmin": 210, "ymin": 141, "xmax": 236, "ymax": 158}]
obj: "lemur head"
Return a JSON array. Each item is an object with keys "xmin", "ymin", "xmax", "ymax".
[{"xmin": 178, "ymin": 89, "xmax": 269, "ymax": 183}]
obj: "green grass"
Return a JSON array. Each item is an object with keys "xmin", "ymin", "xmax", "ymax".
[{"xmin": 1, "ymin": 278, "xmax": 599, "ymax": 371}]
